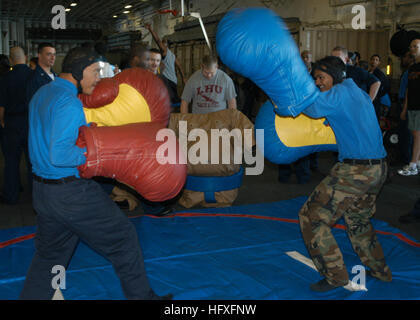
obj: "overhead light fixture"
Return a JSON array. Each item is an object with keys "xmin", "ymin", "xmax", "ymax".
[
  {"xmin": 70, "ymin": 2, "xmax": 77, "ymax": 6},
  {"xmin": 124, "ymin": 5, "xmax": 132, "ymax": 9},
  {"xmin": 123, "ymin": 10, "xmax": 130, "ymax": 14},
  {"xmin": 65, "ymin": 8, "xmax": 71, "ymax": 12},
  {"xmin": 113, "ymin": 15, "xmax": 118, "ymax": 18}
]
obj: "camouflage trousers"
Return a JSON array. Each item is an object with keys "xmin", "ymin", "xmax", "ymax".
[{"xmin": 298, "ymin": 161, "xmax": 392, "ymax": 286}]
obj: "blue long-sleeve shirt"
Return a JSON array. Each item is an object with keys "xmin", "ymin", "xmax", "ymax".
[
  {"xmin": 303, "ymin": 79, "xmax": 386, "ymax": 162},
  {"xmin": 29, "ymin": 77, "xmax": 87, "ymax": 179}
]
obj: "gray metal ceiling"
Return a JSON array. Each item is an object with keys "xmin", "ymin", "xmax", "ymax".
[{"xmin": 0, "ymin": 0, "xmax": 161, "ymax": 24}]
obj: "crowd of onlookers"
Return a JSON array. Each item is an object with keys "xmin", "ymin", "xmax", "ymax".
[{"xmin": 0, "ymin": 29, "xmax": 419, "ymax": 223}]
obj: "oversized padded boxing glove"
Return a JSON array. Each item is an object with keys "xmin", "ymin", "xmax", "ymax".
[
  {"xmin": 76, "ymin": 122, "xmax": 187, "ymax": 202},
  {"xmin": 79, "ymin": 77, "xmax": 119, "ymax": 108},
  {"xmin": 79, "ymin": 68, "xmax": 171, "ymax": 127},
  {"xmin": 255, "ymin": 100, "xmax": 337, "ymax": 164},
  {"xmin": 216, "ymin": 8, "xmax": 318, "ymax": 117}
]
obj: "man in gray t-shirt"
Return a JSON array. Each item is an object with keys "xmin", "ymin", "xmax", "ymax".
[{"xmin": 181, "ymin": 55, "xmax": 237, "ymax": 114}]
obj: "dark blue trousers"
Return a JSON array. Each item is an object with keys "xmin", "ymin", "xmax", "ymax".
[
  {"xmin": 278, "ymin": 155, "xmax": 311, "ymax": 184},
  {"xmin": 397, "ymin": 118, "xmax": 413, "ymax": 164},
  {"xmin": 397, "ymin": 101, "xmax": 413, "ymax": 164},
  {"xmin": 1, "ymin": 125, "xmax": 32, "ymax": 204},
  {"xmin": 20, "ymin": 179, "xmax": 155, "ymax": 300}
]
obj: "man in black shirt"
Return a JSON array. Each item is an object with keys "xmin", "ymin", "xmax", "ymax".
[
  {"xmin": 398, "ymin": 37, "xmax": 420, "ymax": 176},
  {"xmin": 0, "ymin": 47, "xmax": 32, "ymax": 204},
  {"xmin": 26, "ymin": 43, "xmax": 57, "ymax": 104},
  {"xmin": 369, "ymin": 54, "xmax": 391, "ymax": 121},
  {"xmin": 331, "ymin": 46, "xmax": 381, "ymax": 102}
]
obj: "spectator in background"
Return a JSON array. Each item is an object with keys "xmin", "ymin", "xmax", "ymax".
[
  {"xmin": 301, "ymin": 50, "xmax": 314, "ymax": 72},
  {"xmin": 29, "ymin": 57, "xmax": 38, "ymax": 70},
  {"xmin": 148, "ymin": 48, "xmax": 162, "ymax": 75},
  {"xmin": 398, "ymin": 37, "xmax": 420, "ymax": 176},
  {"xmin": 369, "ymin": 54, "xmax": 391, "ymax": 121},
  {"xmin": 0, "ymin": 47, "xmax": 32, "ymax": 204},
  {"xmin": 181, "ymin": 55, "xmax": 237, "ymax": 114},
  {"xmin": 347, "ymin": 51, "xmax": 356, "ymax": 65},
  {"xmin": 359, "ymin": 60, "xmax": 369, "ymax": 71},
  {"xmin": 148, "ymin": 48, "xmax": 179, "ymax": 106},
  {"xmin": 278, "ymin": 156, "xmax": 311, "ymax": 185},
  {"xmin": 127, "ymin": 44, "xmax": 151, "ymax": 70},
  {"xmin": 0, "ymin": 54, "xmax": 10, "ymax": 156},
  {"xmin": 354, "ymin": 51, "xmax": 361, "ymax": 67},
  {"xmin": 331, "ymin": 46, "xmax": 381, "ymax": 102},
  {"xmin": 0, "ymin": 55, "xmax": 10, "ymax": 76},
  {"xmin": 239, "ymin": 78, "xmax": 259, "ymax": 120},
  {"xmin": 145, "ymin": 23, "xmax": 184, "ymax": 106},
  {"xmin": 397, "ymin": 51, "xmax": 415, "ymax": 165},
  {"xmin": 26, "ymin": 43, "xmax": 57, "ymax": 104}
]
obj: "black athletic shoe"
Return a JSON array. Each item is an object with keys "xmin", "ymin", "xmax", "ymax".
[
  {"xmin": 147, "ymin": 206, "xmax": 174, "ymax": 217},
  {"xmin": 310, "ymin": 279, "xmax": 344, "ymax": 292}
]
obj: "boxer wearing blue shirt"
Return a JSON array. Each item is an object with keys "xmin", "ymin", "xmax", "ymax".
[
  {"xmin": 298, "ymin": 56, "xmax": 392, "ymax": 293},
  {"xmin": 21, "ymin": 47, "xmax": 169, "ymax": 300}
]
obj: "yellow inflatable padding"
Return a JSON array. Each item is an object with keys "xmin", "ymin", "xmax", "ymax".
[
  {"xmin": 275, "ymin": 113, "xmax": 336, "ymax": 147},
  {"xmin": 84, "ymin": 83, "xmax": 151, "ymax": 127}
]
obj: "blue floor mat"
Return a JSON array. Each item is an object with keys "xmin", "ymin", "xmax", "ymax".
[{"xmin": 1, "ymin": 196, "xmax": 419, "ymax": 300}]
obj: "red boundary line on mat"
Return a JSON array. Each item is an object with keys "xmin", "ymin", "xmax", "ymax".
[
  {"xmin": 1, "ymin": 212, "xmax": 420, "ymax": 249},
  {"xmin": 0, "ymin": 233, "xmax": 36, "ymax": 249}
]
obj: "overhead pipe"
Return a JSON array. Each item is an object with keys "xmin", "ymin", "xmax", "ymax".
[
  {"xmin": 329, "ymin": 0, "xmax": 369, "ymax": 7},
  {"xmin": 189, "ymin": 11, "xmax": 212, "ymax": 50},
  {"xmin": 396, "ymin": 0, "xmax": 420, "ymax": 6}
]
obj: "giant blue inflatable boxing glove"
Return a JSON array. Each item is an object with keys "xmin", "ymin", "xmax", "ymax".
[
  {"xmin": 216, "ymin": 7, "xmax": 318, "ymax": 117},
  {"xmin": 255, "ymin": 101, "xmax": 337, "ymax": 164}
]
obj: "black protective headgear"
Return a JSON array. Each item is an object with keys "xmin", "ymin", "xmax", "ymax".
[
  {"xmin": 312, "ymin": 56, "xmax": 346, "ymax": 85},
  {"xmin": 62, "ymin": 47, "xmax": 102, "ymax": 92}
]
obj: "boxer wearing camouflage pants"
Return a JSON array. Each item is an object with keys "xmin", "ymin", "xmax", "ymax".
[
  {"xmin": 299, "ymin": 161, "xmax": 392, "ymax": 287},
  {"xmin": 300, "ymin": 56, "xmax": 392, "ymax": 291}
]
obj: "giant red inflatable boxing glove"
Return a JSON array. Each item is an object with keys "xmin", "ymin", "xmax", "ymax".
[
  {"xmin": 79, "ymin": 68, "xmax": 171, "ymax": 127},
  {"xmin": 76, "ymin": 122, "xmax": 187, "ymax": 202}
]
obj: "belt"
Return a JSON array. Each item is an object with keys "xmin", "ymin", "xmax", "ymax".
[
  {"xmin": 33, "ymin": 174, "xmax": 79, "ymax": 184},
  {"xmin": 342, "ymin": 159, "xmax": 384, "ymax": 165}
]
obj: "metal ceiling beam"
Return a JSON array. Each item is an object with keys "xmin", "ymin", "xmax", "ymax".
[{"xmin": 0, "ymin": 0, "xmax": 162, "ymax": 24}]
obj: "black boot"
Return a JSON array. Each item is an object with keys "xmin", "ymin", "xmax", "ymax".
[
  {"xmin": 149, "ymin": 293, "xmax": 174, "ymax": 300},
  {"xmin": 366, "ymin": 269, "xmax": 392, "ymax": 282},
  {"xmin": 310, "ymin": 279, "xmax": 344, "ymax": 292}
]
